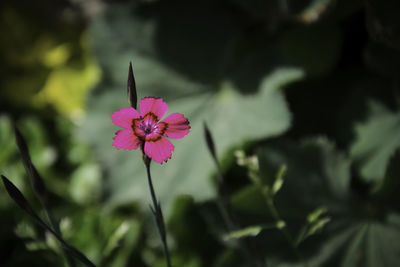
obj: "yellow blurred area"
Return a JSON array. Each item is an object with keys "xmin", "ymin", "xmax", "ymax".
[
  {"xmin": 41, "ymin": 43, "xmax": 72, "ymax": 68},
  {"xmin": 34, "ymin": 35, "xmax": 101, "ymax": 121}
]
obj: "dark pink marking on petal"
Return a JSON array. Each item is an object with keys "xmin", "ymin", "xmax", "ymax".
[
  {"xmin": 132, "ymin": 118, "xmax": 146, "ymax": 140},
  {"xmin": 144, "ymin": 138, "xmax": 174, "ymax": 164},
  {"xmin": 112, "ymin": 129, "xmax": 142, "ymax": 150},
  {"xmin": 161, "ymin": 113, "xmax": 190, "ymax": 139},
  {"xmin": 139, "ymin": 97, "xmax": 168, "ymax": 120},
  {"xmin": 111, "ymin": 107, "xmax": 140, "ymax": 129}
]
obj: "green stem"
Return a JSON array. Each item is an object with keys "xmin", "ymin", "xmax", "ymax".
[
  {"xmin": 212, "ymin": 157, "xmax": 263, "ymax": 267},
  {"xmin": 44, "ymin": 205, "xmax": 76, "ymax": 267},
  {"xmin": 264, "ymin": 196, "xmax": 308, "ymax": 267},
  {"xmin": 144, "ymin": 157, "xmax": 172, "ymax": 267}
]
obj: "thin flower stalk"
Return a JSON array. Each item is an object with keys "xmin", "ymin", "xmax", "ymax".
[
  {"xmin": 143, "ymin": 154, "xmax": 172, "ymax": 267},
  {"xmin": 112, "ymin": 65, "xmax": 191, "ymax": 267}
]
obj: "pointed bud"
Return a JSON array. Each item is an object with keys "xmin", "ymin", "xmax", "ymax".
[
  {"xmin": 14, "ymin": 124, "xmax": 48, "ymax": 203},
  {"xmin": 127, "ymin": 62, "xmax": 137, "ymax": 109},
  {"xmin": 1, "ymin": 175, "xmax": 37, "ymax": 217},
  {"xmin": 203, "ymin": 122, "xmax": 217, "ymax": 160}
]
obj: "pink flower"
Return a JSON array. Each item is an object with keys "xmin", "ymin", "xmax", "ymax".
[{"xmin": 111, "ymin": 97, "xmax": 190, "ymax": 164}]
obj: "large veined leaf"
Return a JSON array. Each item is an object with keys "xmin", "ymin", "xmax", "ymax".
[
  {"xmin": 250, "ymin": 138, "xmax": 400, "ymax": 266},
  {"xmin": 350, "ymin": 101, "xmax": 400, "ymax": 183},
  {"xmin": 258, "ymin": 138, "xmax": 351, "ymax": 217},
  {"xmin": 81, "ymin": 5, "xmax": 303, "ymax": 213}
]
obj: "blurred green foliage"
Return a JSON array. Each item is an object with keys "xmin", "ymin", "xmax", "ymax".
[{"xmin": 1, "ymin": 0, "xmax": 400, "ymax": 266}]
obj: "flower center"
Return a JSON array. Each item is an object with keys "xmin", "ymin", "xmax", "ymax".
[
  {"xmin": 137, "ymin": 120, "xmax": 157, "ymax": 135},
  {"xmin": 132, "ymin": 113, "xmax": 166, "ymax": 141}
]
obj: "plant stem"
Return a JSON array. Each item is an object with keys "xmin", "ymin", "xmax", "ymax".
[
  {"xmin": 264, "ymin": 196, "xmax": 308, "ymax": 267},
  {"xmin": 44, "ymin": 205, "xmax": 76, "ymax": 267},
  {"xmin": 144, "ymin": 157, "xmax": 172, "ymax": 267},
  {"xmin": 212, "ymin": 158, "xmax": 263, "ymax": 267}
]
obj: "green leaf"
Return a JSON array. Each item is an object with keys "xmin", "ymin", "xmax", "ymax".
[
  {"xmin": 258, "ymin": 138, "xmax": 351, "ymax": 216},
  {"xmin": 294, "ymin": 0, "xmax": 334, "ymax": 23},
  {"xmin": 81, "ymin": 6, "xmax": 303, "ymax": 213},
  {"xmin": 307, "ymin": 206, "xmax": 328, "ymax": 223},
  {"xmin": 272, "ymin": 164, "xmax": 286, "ymax": 195},
  {"xmin": 311, "ymin": 219, "xmax": 400, "ymax": 267},
  {"xmin": 103, "ymin": 221, "xmax": 131, "ymax": 257},
  {"xmin": 1, "ymin": 175, "xmax": 96, "ymax": 267},
  {"xmin": 350, "ymin": 101, "xmax": 400, "ymax": 183},
  {"xmin": 224, "ymin": 225, "xmax": 263, "ymax": 240},
  {"xmin": 255, "ymin": 138, "xmax": 400, "ymax": 266},
  {"xmin": 306, "ymin": 217, "xmax": 330, "ymax": 237},
  {"xmin": 224, "ymin": 223, "xmax": 281, "ymax": 241}
]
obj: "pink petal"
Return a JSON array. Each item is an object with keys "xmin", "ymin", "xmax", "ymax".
[
  {"xmin": 112, "ymin": 129, "xmax": 142, "ymax": 150},
  {"xmin": 144, "ymin": 138, "xmax": 175, "ymax": 164},
  {"xmin": 111, "ymin": 107, "xmax": 140, "ymax": 129},
  {"xmin": 161, "ymin": 113, "xmax": 190, "ymax": 139},
  {"xmin": 139, "ymin": 97, "xmax": 168, "ymax": 120}
]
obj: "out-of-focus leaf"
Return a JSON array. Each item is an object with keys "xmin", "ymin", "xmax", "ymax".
[
  {"xmin": 34, "ymin": 37, "xmax": 100, "ymax": 120},
  {"xmin": 15, "ymin": 221, "xmax": 37, "ymax": 240},
  {"xmin": 350, "ymin": 101, "xmax": 400, "ymax": 183},
  {"xmin": 253, "ymin": 138, "xmax": 400, "ymax": 266},
  {"xmin": 306, "ymin": 217, "xmax": 330, "ymax": 237},
  {"xmin": 1, "ymin": 176, "xmax": 96, "ymax": 267},
  {"xmin": 272, "ymin": 164, "xmax": 286, "ymax": 195},
  {"xmin": 224, "ymin": 225, "xmax": 263, "ymax": 240},
  {"xmin": 258, "ymin": 138, "xmax": 350, "ymax": 216},
  {"xmin": 168, "ymin": 195, "xmax": 220, "ymax": 266},
  {"xmin": 0, "ymin": 116, "xmax": 58, "ymax": 208},
  {"xmin": 231, "ymin": 138, "xmax": 349, "ymax": 263},
  {"xmin": 107, "ymin": 219, "xmax": 141, "ymax": 267},
  {"xmin": 307, "ymin": 206, "xmax": 328, "ymax": 223},
  {"xmin": 305, "ymin": 218, "xmax": 400, "ymax": 267},
  {"xmin": 0, "ymin": 3, "xmax": 86, "ymax": 110},
  {"xmin": 224, "ymin": 223, "xmax": 281, "ymax": 241},
  {"xmin": 296, "ymin": 206, "xmax": 329, "ymax": 246},
  {"xmin": 65, "ymin": 209, "xmax": 141, "ymax": 267},
  {"xmin": 69, "ymin": 163, "xmax": 101, "ymax": 205},
  {"xmin": 293, "ymin": 0, "xmax": 334, "ymax": 23},
  {"xmin": 103, "ymin": 221, "xmax": 131, "ymax": 257},
  {"xmin": 82, "ymin": 5, "xmax": 303, "ymax": 213}
]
